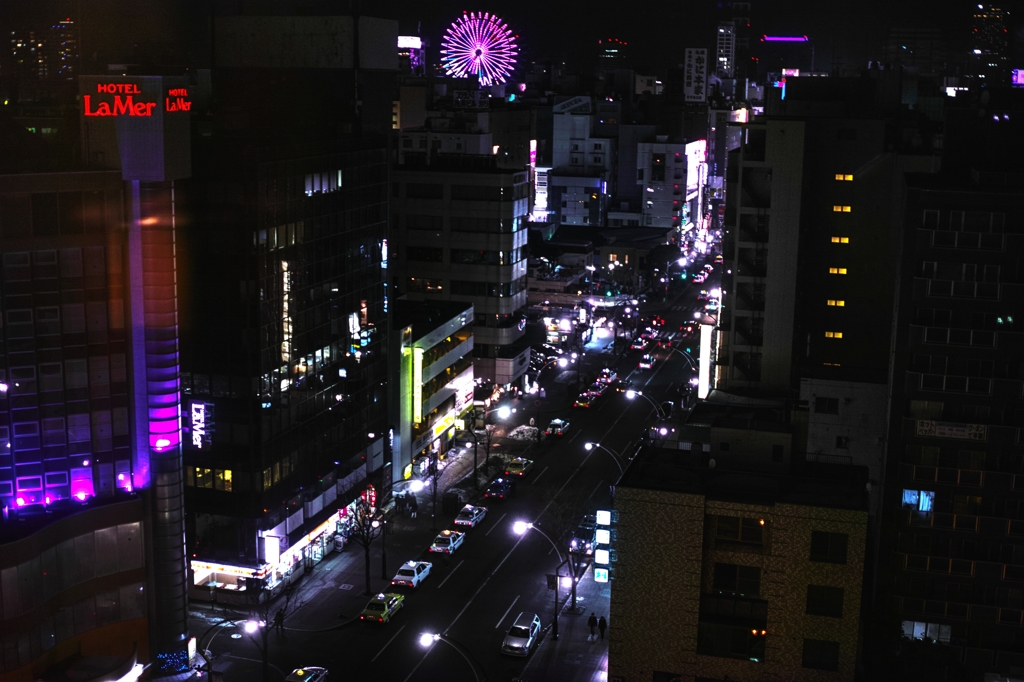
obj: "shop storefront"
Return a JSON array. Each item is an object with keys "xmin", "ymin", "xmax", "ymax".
[{"xmin": 190, "ymin": 484, "xmax": 381, "ymax": 602}]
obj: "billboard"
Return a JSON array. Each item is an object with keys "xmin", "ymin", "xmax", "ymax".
[
  {"xmin": 684, "ymin": 48, "xmax": 708, "ymax": 103},
  {"xmin": 79, "ymin": 75, "xmax": 192, "ymax": 181}
]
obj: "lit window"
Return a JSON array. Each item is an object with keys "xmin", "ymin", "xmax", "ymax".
[
  {"xmin": 832, "ymin": 205, "xmax": 852, "ymax": 213},
  {"xmin": 824, "ymin": 331, "xmax": 843, "ymax": 339},
  {"xmin": 834, "ymin": 174, "xmax": 854, "ymax": 181},
  {"xmin": 826, "ymin": 300, "xmax": 845, "ymax": 307},
  {"xmin": 830, "ymin": 236, "xmax": 850, "ymax": 244},
  {"xmin": 828, "ymin": 267, "xmax": 848, "ymax": 275},
  {"xmin": 902, "ymin": 489, "xmax": 934, "ymax": 512}
]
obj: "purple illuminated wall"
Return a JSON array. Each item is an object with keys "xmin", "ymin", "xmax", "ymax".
[{"xmin": 762, "ymin": 35, "xmax": 809, "ymax": 42}]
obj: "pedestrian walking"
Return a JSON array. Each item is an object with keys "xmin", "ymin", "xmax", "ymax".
[
  {"xmin": 598, "ymin": 616, "xmax": 607, "ymax": 641},
  {"xmin": 587, "ymin": 612, "xmax": 598, "ymax": 641},
  {"xmin": 273, "ymin": 609, "xmax": 285, "ymax": 635},
  {"xmin": 410, "ymin": 495, "xmax": 418, "ymax": 519}
]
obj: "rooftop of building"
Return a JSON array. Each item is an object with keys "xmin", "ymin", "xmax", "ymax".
[
  {"xmin": 394, "ymin": 152, "xmax": 525, "ymax": 175},
  {"xmin": 686, "ymin": 395, "xmax": 790, "ymax": 432},
  {"xmin": 0, "ymin": 491, "xmax": 141, "ymax": 545},
  {"xmin": 618, "ymin": 445, "xmax": 869, "ymax": 512},
  {"xmin": 392, "ymin": 299, "xmax": 473, "ymax": 337}
]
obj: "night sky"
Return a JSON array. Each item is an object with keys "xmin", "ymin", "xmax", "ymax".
[{"xmin": 1, "ymin": 0, "xmax": 999, "ymax": 76}]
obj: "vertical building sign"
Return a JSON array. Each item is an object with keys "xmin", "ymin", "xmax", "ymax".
[
  {"xmin": 698, "ymin": 323, "xmax": 712, "ymax": 399},
  {"xmin": 413, "ymin": 347, "xmax": 424, "ymax": 424},
  {"xmin": 684, "ymin": 48, "xmax": 708, "ymax": 103}
]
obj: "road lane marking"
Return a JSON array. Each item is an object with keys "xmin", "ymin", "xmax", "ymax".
[
  {"xmin": 371, "ymin": 623, "xmax": 407, "ymax": 662},
  {"xmin": 587, "ymin": 480, "xmax": 604, "ymax": 501},
  {"xmin": 568, "ymin": 430, "xmax": 581, "ymax": 444},
  {"xmin": 405, "ymin": 450, "xmax": 585, "ymax": 682},
  {"xmin": 485, "ymin": 512, "xmax": 506, "ymax": 536},
  {"xmin": 436, "ymin": 560, "xmax": 463, "ymax": 589},
  {"xmin": 495, "ymin": 595, "xmax": 520, "ymax": 628},
  {"xmin": 532, "ymin": 466, "xmax": 549, "ymax": 484}
]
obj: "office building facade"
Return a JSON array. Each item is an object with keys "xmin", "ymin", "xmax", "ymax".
[
  {"xmin": 392, "ymin": 155, "xmax": 530, "ymax": 387},
  {"xmin": 609, "ymin": 448, "xmax": 868, "ymax": 682}
]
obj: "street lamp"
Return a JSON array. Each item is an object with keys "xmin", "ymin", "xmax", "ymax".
[
  {"xmin": 624, "ymin": 389, "xmax": 669, "ymax": 420},
  {"xmin": 418, "ymin": 633, "xmax": 483, "ymax": 682},
  {"xmin": 514, "ymin": 521, "xmax": 565, "ymax": 639},
  {"xmin": 583, "ymin": 441, "xmax": 625, "ymax": 475}
]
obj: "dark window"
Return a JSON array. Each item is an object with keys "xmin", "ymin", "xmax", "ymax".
[
  {"xmin": 0, "ymin": 193, "xmax": 33, "ymax": 237},
  {"xmin": 406, "ymin": 183, "xmax": 444, "ymax": 200},
  {"xmin": 719, "ymin": 442, "xmax": 730, "ymax": 451},
  {"xmin": 637, "ymin": 169, "xmax": 644, "ymax": 181},
  {"xmin": 407, "ymin": 214, "xmax": 443, "ymax": 231},
  {"xmin": 651, "ymin": 154, "xmax": 666, "ymax": 181},
  {"xmin": 406, "ymin": 277, "xmax": 443, "ymax": 294},
  {"xmin": 836, "ymin": 436, "xmax": 850, "ymax": 449},
  {"xmin": 814, "ymin": 397, "xmax": 839, "ymax": 414},
  {"xmin": 802, "ymin": 638, "xmax": 840, "ymax": 671},
  {"xmin": 31, "ymin": 193, "xmax": 59, "ymax": 236},
  {"xmin": 836, "ymin": 128, "xmax": 857, "ymax": 141},
  {"xmin": 451, "ymin": 185, "xmax": 504, "ymax": 201},
  {"xmin": 406, "ymin": 247, "xmax": 443, "ymax": 263},
  {"xmin": 806, "ymin": 585, "xmax": 844, "ymax": 617},
  {"xmin": 771, "ymin": 444, "xmax": 784, "ymax": 462},
  {"xmin": 713, "ymin": 563, "xmax": 761, "ymax": 597},
  {"xmin": 697, "ymin": 622, "xmax": 766, "ymax": 661},
  {"xmin": 58, "ymin": 192, "xmax": 84, "ymax": 235},
  {"xmin": 810, "ymin": 531, "xmax": 848, "ymax": 564},
  {"xmin": 716, "ymin": 515, "xmax": 764, "ymax": 546}
]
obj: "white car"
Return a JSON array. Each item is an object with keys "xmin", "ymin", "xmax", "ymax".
[
  {"xmin": 429, "ymin": 529, "xmax": 466, "ymax": 554},
  {"xmin": 454, "ymin": 504, "xmax": 488, "ymax": 528},
  {"xmin": 545, "ymin": 419, "xmax": 570, "ymax": 436},
  {"xmin": 390, "ymin": 560, "xmax": 432, "ymax": 588}
]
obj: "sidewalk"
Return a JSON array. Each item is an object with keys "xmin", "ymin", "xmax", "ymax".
[
  {"xmin": 192, "ymin": 441, "xmax": 534, "ymax": 635},
  {"xmin": 518, "ymin": 564, "xmax": 611, "ymax": 682}
]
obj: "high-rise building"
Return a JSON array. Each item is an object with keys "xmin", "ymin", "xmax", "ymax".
[
  {"xmin": 874, "ymin": 169, "xmax": 1024, "ymax": 678},
  {"xmin": 968, "ymin": 4, "xmax": 1010, "ymax": 83},
  {"xmin": 719, "ymin": 79, "xmax": 936, "ymax": 397},
  {"xmin": 391, "ymin": 154, "xmax": 531, "ymax": 388},
  {"xmin": 178, "ymin": 14, "xmax": 397, "ymax": 601},
  {"xmin": 717, "ymin": 22, "xmax": 737, "ymax": 78},
  {"xmin": 5, "ymin": 18, "xmax": 80, "ymax": 101},
  {"xmin": 0, "ymin": 72, "xmax": 194, "ymax": 676},
  {"xmin": 609, "ymin": 444, "xmax": 869, "ymax": 681}
]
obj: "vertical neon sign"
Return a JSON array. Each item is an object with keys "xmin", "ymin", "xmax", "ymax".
[
  {"xmin": 698, "ymin": 324, "xmax": 712, "ymax": 399},
  {"xmin": 413, "ymin": 348, "xmax": 424, "ymax": 424}
]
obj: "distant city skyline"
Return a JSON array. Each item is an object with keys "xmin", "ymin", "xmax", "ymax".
[{"xmin": 2, "ymin": 0, "xmax": 1009, "ymax": 76}]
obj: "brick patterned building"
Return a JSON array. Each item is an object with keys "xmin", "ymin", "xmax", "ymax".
[{"xmin": 609, "ymin": 447, "xmax": 868, "ymax": 682}]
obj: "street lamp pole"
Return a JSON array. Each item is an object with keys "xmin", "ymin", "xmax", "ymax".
[
  {"xmin": 418, "ymin": 633, "xmax": 484, "ymax": 682},
  {"xmin": 583, "ymin": 441, "xmax": 625, "ymax": 476},
  {"xmin": 624, "ymin": 389, "xmax": 669, "ymax": 420},
  {"xmin": 514, "ymin": 521, "xmax": 565, "ymax": 640}
]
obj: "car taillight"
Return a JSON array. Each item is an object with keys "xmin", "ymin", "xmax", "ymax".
[{"xmin": 378, "ymin": 617, "xmax": 384, "ymax": 622}]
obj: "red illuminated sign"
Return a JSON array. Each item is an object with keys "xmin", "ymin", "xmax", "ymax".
[{"xmin": 83, "ymin": 83, "xmax": 191, "ymax": 118}]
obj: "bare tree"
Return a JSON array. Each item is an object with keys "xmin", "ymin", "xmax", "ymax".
[{"xmin": 345, "ymin": 499, "xmax": 383, "ymax": 595}]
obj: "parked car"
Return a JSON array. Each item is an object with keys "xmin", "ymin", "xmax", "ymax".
[
  {"xmin": 501, "ymin": 612, "xmax": 542, "ymax": 656},
  {"xmin": 429, "ymin": 529, "xmax": 466, "ymax": 554},
  {"xmin": 454, "ymin": 504, "xmax": 488, "ymax": 528},
  {"xmin": 360, "ymin": 593, "xmax": 404, "ymax": 623},
  {"xmin": 545, "ymin": 418, "xmax": 570, "ymax": 436},
  {"xmin": 484, "ymin": 478, "xmax": 514, "ymax": 500},
  {"xmin": 390, "ymin": 560, "xmax": 432, "ymax": 588},
  {"xmin": 570, "ymin": 514, "xmax": 597, "ymax": 556}
]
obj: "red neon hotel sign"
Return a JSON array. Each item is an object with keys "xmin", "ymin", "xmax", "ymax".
[{"xmin": 83, "ymin": 82, "xmax": 192, "ymax": 117}]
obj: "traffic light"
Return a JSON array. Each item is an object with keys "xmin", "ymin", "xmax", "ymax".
[{"xmin": 686, "ymin": 347, "xmax": 692, "ymax": 353}]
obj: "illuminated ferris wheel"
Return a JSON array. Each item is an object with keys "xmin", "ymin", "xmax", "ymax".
[{"xmin": 440, "ymin": 11, "xmax": 518, "ymax": 87}]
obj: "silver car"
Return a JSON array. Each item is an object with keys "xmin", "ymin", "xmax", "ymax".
[{"xmin": 501, "ymin": 612, "xmax": 542, "ymax": 656}]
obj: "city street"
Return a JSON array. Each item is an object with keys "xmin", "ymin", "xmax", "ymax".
[{"xmin": 189, "ymin": 272, "xmax": 709, "ymax": 682}]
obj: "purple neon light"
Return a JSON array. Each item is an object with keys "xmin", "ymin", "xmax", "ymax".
[
  {"xmin": 441, "ymin": 11, "xmax": 518, "ymax": 87},
  {"xmin": 762, "ymin": 35, "xmax": 809, "ymax": 42}
]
